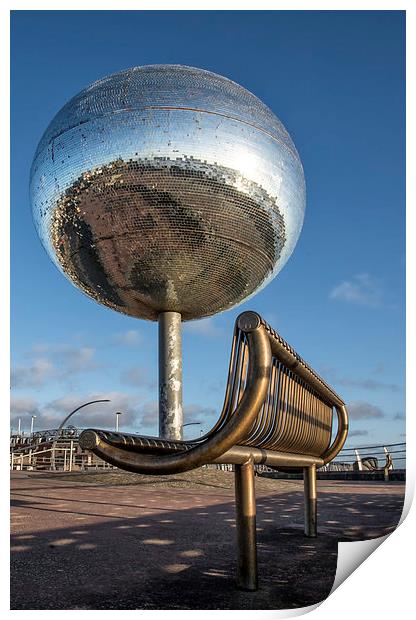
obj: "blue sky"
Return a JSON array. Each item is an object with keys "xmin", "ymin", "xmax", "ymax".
[{"xmin": 11, "ymin": 10, "xmax": 405, "ymax": 448}]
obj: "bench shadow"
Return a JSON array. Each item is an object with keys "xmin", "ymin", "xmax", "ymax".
[{"xmin": 10, "ymin": 484, "xmax": 405, "ymax": 610}]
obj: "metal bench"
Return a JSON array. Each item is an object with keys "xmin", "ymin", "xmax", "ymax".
[{"xmin": 79, "ymin": 311, "xmax": 348, "ymax": 590}]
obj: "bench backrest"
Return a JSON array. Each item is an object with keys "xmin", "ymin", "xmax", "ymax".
[{"xmin": 212, "ymin": 312, "xmax": 344, "ymax": 458}]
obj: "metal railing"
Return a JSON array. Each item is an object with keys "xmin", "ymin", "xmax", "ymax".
[
  {"xmin": 322, "ymin": 442, "xmax": 406, "ymax": 472},
  {"xmin": 10, "ymin": 434, "xmax": 115, "ymax": 472},
  {"xmin": 10, "ymin": 429, "xmax": 406, "ymax": 475}
]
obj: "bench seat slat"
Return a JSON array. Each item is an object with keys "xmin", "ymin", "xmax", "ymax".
[{"xmin": 84, "ymin": 429, "xmax": 325, "ymax": 470}]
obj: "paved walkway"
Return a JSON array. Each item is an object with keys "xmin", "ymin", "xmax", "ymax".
[{"xmin": 10, "ymin": 472, "xmax": 405, "ymax": 610}]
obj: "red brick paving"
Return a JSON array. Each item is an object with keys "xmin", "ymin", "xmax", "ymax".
[{"xmin": 10, "ymin": 472, "xmax": 405, "ymax": 610}]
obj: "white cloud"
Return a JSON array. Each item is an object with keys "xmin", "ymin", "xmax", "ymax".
[
  {"xmin": 137, "ymin": 402, "xmax": 217, "ymax": 434},
  {"xmin": 113, "ymin": 330, "xmax": 141, "ymax": 346},
  {"xmin": 348, "ymin": 429, "xmax": 369, "ymax": 437},
  {"xmin": 183, "ymin": 317, "xmax": 223, "ymax": 338},
  {"xmin": 11, "ymin": 358, "xmax": 56, "ymax": 388},
  {"xmin": 184, "ymin": 403, "xmax": 216, "ymax": 422},
  {"xmin": 334, "ymin": 376, "xmax": 400, "ymax": 393},
  {"xmin": 11, "ymin": 345, "xmax": 98, "ymax": 389},
  {"xmin": 137, "ymin": 401, "xmax": 158, "ymax": 429},
  {"xmin": 120, "ymin": 366, "xmax": 155, "ymax": 388},
  {"xmin": 11, "ymin": 388, "xmax": 218, "ymax": 436},
  {"xmin": 10, "ymin": 392, "xmax": 141, "ymax": 432},
  {"xmin": 319, "ymin": 365, "xmax": 401, "ymax": 393},
  {"xmin": 65, "ymin": 347, "xmax": 96, "ymax": 372},
  {"xmin": 330, "ymin": 273, "xmax": 382, "ymax": 307},
  {"xmin": 10, "ymin": 395, "xmax": 40, "ymax": 416},
  {"xmin": 348, "ymin": 401, "xmax": 384, "ymax": 419}
]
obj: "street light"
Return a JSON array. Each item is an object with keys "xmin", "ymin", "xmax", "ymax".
[
  {"xmin": 51, "ymin": 399, "xmax": 110, "ymax": 471},
  {"xmin": 30, "ymin": 415, "xmax": 36, "ymax": 436},
  {"xmin": 115, "ymin": 411, "xmax": 122, "ymax": 432},
  {"xmin": 182, "ymin": 421, "xmax": 202, "ymax": 438}
]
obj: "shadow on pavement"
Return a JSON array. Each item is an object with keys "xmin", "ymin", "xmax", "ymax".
[{"xmin": 10, "ymin": 479, "xmax": 405, "ymax": 610}]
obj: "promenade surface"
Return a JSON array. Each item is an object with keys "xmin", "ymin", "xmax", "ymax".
[{"xmin": 10, "ymin": 470, "xmax": 405, "ymax": 610}]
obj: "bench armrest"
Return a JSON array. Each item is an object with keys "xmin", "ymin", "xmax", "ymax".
[{"xmin": 80, "ymin": 324, "xmax": 271, "ymax": 475}]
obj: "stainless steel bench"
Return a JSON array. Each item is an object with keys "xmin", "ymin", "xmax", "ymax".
[{"xmin": 79, "ymin": 310, "xmax": 348, "ymax": 590}]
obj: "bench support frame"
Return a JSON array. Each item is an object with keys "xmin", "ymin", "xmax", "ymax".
[
  {"xmin": 79, "ymin": 311, "xmax": 349, "ymax": 591},
  {"xmin": 304, "ymin": 464, "xmax": 317, "ymax": 537},
  {"xmin": 235, "ymin": 458, "xmax": 257, "ymax": 591}
]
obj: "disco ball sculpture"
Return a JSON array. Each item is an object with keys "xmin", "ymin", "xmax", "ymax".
[{"xmin": 30, "ymin": 65, "xmax": 305, "ymax": 321}]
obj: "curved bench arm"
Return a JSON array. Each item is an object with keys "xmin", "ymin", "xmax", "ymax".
[
  {"xmin": 80, "ymin": 325, "xmax": 272, "ymax": 475},
  {"xmin": 321, "ymin": 404, "xmax": 349, "ymax": 465}
]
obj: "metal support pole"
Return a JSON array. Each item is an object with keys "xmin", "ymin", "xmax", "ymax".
[
  {"xmin": 235, "ymin": 459, "xmax": 258, "ymax": 591},
  {"xmin": 69, "ymin": 440, "xmax": 73, "ymax": 472},
  {"xmin": 383, "ymin": 446, "xmax": 393, "ymax": 469},
  {"xmin": 354, "ymin": 449, "xmax": 363, "ymax": 471},
  {"xmin": 115, "ymin": 412, "xmax": 122, "ymax": 433},
  {"xmin": 304, "ymin": 465, "xmax": 317, "ymax": 537},
  {"xmin": 18, "ymin": 419, "xmax": 21, "ymax": 436},
  {"xmin": 383, "ymin": 446, "xmax": 392, "ymax": 481},
  {"xmin": 158, "ymin": 311, "xmax": 183, "ymax": 440}
]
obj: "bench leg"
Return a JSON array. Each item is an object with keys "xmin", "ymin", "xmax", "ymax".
[
  {"xmin": 235, "ymin": 460, "xmax": 258, "ymax": 591},
  {"xmin": 303, "ymin": 464, "xmax": 317, "ymax": 537}
]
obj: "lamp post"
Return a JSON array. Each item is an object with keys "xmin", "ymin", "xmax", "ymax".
[
  {"xmin": 115, "ymin": 411, "xmax": 122, "ymax": 433},
  {"xmin": 18, "ymin": 418, "xmax": 21, "ymax": 436},
  {"xmin": 30, "ymin": 415, "xmax": 36, "ymax": 436},
  {"xmin": 182, "ymin": 421, "xmax": 201, "ymax": 438},
  {"xmin": 51, "ymin": 399, "xmax": 110, "ymax": 471}
]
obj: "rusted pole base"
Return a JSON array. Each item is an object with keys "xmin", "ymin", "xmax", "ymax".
[
  {"xmin": 235, "ymin": 459, "xmax": 258, "ymax": 591},
  {"xmin": 304, "ymin": 464, "xmax": 317, "ymax": 537}
]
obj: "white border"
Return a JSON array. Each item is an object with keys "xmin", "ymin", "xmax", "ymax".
[{"xmin": 3, "ymin": 2, "xmax": 414, "ymax": 619}]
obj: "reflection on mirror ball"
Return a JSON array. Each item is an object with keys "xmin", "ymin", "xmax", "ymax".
[{"xmin": 30, "ymin": 65, "xmax": 305, "ymax": 321}]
